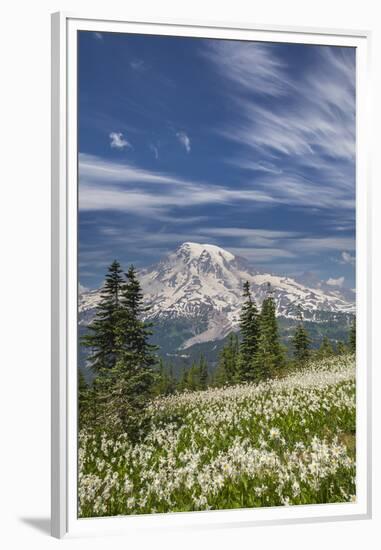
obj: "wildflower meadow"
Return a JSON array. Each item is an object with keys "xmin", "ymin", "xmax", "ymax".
[{"xmin": 78, "ymin": 354, "xmax": 355, "ymax": 517}]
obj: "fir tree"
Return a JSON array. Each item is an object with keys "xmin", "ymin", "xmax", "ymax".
[
  {"xmin": 178, "ymin": 367, "xmax": 189, "ymax": 392},
  {"xmin": 254, "ymin": 283, "xmax": 285, "ymax": 379},
  {"xmin": 156, "ymin": 359, "xmax": 177, "ymax": 395},
  {"xmin": 238, "ymin": 281, "xmax": 259, "ymax": 382},
  {"xmin": 187, "ymin": 362, "xmax": 200, "ymax": 391},
  {"xmin": 82, "ymin": 260, "xmax": 124, "ymax": 373},
  {"xmin": 199, "ymin": 354, "xmax": 209, "ymax": 390},
  {"xmin": 155, "ymin": 357, "xmax": 168, "ymax": 395},
  {"xmin": 78, "ymin": 369, "xmax": 91, "ymax": 428},
  {"xmin": 99, "ymin": 352, "xmax": 155, "ymax": 440},
  {"xmin": 104, "ymin": 264, "xmax": 157, "ymax": 435},
  {"xmin": 119, "ymin": 265, "xmax": 157, "ymax": 368},
  {"xmin": 167, "ymin": 363, "xmax": 176, "ymax": 394},
  {"xmin": 292, "ymin": 309, "xmax": 311, "ymax": 364},
  {"xmin": 215, "ymin": 333, "xmax": 239, "ymax": 386},
  {"xmin": 317, "ymin": 336, "xmax": 334, "ymax": 358},
  {"xmin": 82, "ymin": 262, "xmax": 157, "ymax": 436},
  {"xmin": 349, "ymin": 317, "xmax": 356, "ymax": 353},
  {"xmin": 336, "ymin": 341, "xmax": 347, "ymax": 355}
]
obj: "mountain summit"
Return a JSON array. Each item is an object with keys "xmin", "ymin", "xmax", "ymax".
[{"xmin": 79, "ymin": 242, "xmax": 354, "ymax": 349}]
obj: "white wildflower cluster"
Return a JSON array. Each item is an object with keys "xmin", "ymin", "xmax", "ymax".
[{"xmin": 78, "ymin": 355, "xmax": 356, "ymax": 517}]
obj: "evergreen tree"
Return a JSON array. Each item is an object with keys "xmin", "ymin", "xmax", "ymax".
[
  {"xmin": 292, "ymin": 309, "xmax": 311, "ymax": 364},
  {"xmin": 316, "ymin": 336, "xmax": 334, "ymax": 358},
  {"xmin": 167, "ymin": 363, "xmax": 176, "ymax": 394},
  {"xmin": 199, "ymin": 354, "xmax": 209, "ymax": 390},
  {"xmin": 155, "ymin": 357, "xmax": 168, "ymax": 395},
  {"xmin": 99, "ymin": 352, "xmax": 155, "ymax": 440},
  {"xmin": 82, "ymin": 260, "xmax": 124, "ymax": 373},
  {"xmin": 254, "ymin": 283, "xmax": 285, "ymax": 379},
  {"xmin": 238, "ymin": 281, "xmax": 259, "ymax": 382},
  {"xmin": 187, "ymin": 362, "xmax": 200, "ymax": 391},
  {"xmin": 336, "ymin": 341, "xmax": 347, "ymax": 355},
  {"xmin": 349, "ymin": 317, "xmax": 356, "ymax": 353},
  {"xmin": 178, "ymin": 366, "xmax": 189, "ymax": 392},
  {"xmin": 155, "ymin": 359, "xmax": 177, "ymax": 395},
  {"xmin": 103, "ymin": 264, "xmax": 157, "ymax": 436},
  {"xmin": 119, "ymin": 265, "xmax": 157, "ymax": 368},
  {"xmin": 215, "ymin": 333, "xmax": 239, "ymax": 386},
  {"xmin": 82, "ymin": 262, "xmax": 157, "ymax": 437},
  {"xmin": 78, "ymin": 369, "xmax": 91, "ymax": 428}
]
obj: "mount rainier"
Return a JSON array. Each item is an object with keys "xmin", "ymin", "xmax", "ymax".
[{"xmin": 79, "ymin": 242, "xmax": 355, "ymax": 351}]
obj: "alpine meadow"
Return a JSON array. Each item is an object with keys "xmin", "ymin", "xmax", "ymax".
[{"xmin": 78, "ymin": 32, "xmax": 357, "ymax": 517}]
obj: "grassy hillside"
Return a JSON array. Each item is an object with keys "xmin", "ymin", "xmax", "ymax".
[{"xmin": 78, "ymin": 354, "xmax": 355, "ymax": 517}]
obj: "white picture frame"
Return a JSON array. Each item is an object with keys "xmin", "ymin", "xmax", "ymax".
[{"xmin": 51, "ymin": 11, "xmax": 372, "ymax": 539}]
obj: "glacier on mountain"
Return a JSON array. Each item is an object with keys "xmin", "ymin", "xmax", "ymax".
[{"xmin": 79, "ymin": 242, "xmax": 355, "ymax": 349}]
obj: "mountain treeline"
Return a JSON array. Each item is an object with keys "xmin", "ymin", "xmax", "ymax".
[{"xmin": 79, "ymin": 261, "xmax": 356, "ymax": 435}]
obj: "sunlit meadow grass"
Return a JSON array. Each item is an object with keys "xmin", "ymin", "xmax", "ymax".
[{"xmin": 78, "ymin": 354, "xmax": 356, "ymax": 517}]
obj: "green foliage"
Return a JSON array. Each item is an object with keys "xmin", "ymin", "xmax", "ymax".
[
  {"xmin": 79, "ymin": 355, "xmax": 356, "ymax": 517},
  {"xmin": 349, "ymin": 317, "xmax": 356, "ymax": 353},
  {"xmin": 215, "ymin": 332, "xmax": 239, "ymax": 386},
  {"xmin": 254, "ymin": 284, "xmax": 285, "ymax": 379},
  {"xmin": 96, "ymin": 354, "xmax": 155, "ymax": 440},
  {"xmin": 178, "ymin": 355, "xmax": 210, "ymax": 391},
  {"xmin": 155, "ymin": 358, "xmax": 176, "ymax": 395},
  {"xmin": 316, "ymin": 336, "xmax": 334, "ymax": 359},
  {"xmin": 292, "ymin": 309, "xmax": 311, "ymax": 364},
  {"xmin": 118, "ymin": 265, "xmax": 157, "ymax": 368},
  {"xmin": 336, "ymin": 341, "xmax": 347, "ymax": 355},
  {"xmin": 199, "ymin": 354, "xmax": 209, "ymax": 389},
  {"xmin": 78, "ymin": 370, "xmax": 93, "ymax": 429},
  {"xmin": 81, "ymin": 261, "xmax": 157, "ymax": 438},
  {"xmin": 81, "ymin": 260, "xmax": 125, "ymax": 374},
  {"xmin": 238, "ymin": 281, "xmax": 259, "ymax": 382}
]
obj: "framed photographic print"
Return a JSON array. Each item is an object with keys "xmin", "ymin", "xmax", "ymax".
[{"xmin": 51, "ymin": 12, "xmax": 372, "ymax": 538}]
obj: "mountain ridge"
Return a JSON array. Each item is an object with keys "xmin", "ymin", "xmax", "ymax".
[{"xmin": 79, "ymin": 242, "xmax": 355, "ymax": 350}]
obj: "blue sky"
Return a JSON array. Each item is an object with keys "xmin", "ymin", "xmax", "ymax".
[{"xmin": 78, "ymin": 31, "xmax": 356, "ymax": 291}]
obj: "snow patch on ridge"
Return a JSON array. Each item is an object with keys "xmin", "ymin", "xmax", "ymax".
[{"xmin": 79, "ymin": 242, "xmax": 355, "ymax": 348}]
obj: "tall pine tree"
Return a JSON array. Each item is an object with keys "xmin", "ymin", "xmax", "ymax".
[
  {"xmin": 254, "ymin": 283, "xmax": 285, "ymax": 379},
  {"xmin": 81, "ymin": 262, "xmax": 157, "ymax": 437},
  {"xmin": 238, "ymin": 281, "xmax": 259, "ymax": 382},
  {"xmin": 105, "ymin": 265, "xmax": 157, "ymax": 436},
  {"xmin": 215, "ymin": 333, "xmax": 239, "ymax": 386},
  {"xmin": 292, "ymin": 308, "xmax": 311, "ymax": 364},
  {"xmin": 119, "ymin": 265, "xmax": 157, "ymax": 368},
  {"xmin": 82, "ymin": 260, "xmax": 125, "ymax": 373},
  {"xmin": 336, "ymin": 341, "xmax": 347, "ymax": 355},
  {"xmin": 198, "ymin": 354, "xmax": 209, "ymax": 390},
  {"xmin": 316, "ymin": 336, "xmax": 334, "ymax": 359}
]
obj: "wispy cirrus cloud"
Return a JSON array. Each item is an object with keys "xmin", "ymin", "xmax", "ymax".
[
  {"xmin": 202, "ymin": 227, "xmax": 300, "ymax": 247},
  {"xmin": 230, "ymin": 247, "xmax": 296, "ymax": 263},
  {"xmin": 200, "ymin": 226, "xmax": 354, "ymax": 264},
  {"xmin": 203, "ymin": 42, "xmax": 356, "ymax": 214},
  {"xmin": 206, "ymin": 43, "xmax": 355, "ymax": 160},
  {"xmin": 202, "ymin": 41, "xmax": 291, "ymax": 97},
  {"xmin": 79, "ymin": 153, "xmax": 275, "ymax": 215},
  {"xmin": 79, "ymin": 153, "xmax": 354, "ymax": 216}
]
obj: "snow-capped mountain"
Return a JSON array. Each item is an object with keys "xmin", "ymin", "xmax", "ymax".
[{"xmin": 79, "ymin": 242, "xmax": 355, "ymax": 349}]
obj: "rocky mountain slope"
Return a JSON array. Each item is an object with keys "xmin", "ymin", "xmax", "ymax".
[{"xmin": 79, "ymin": 242, "xmax": 355, "ymax": 350}]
